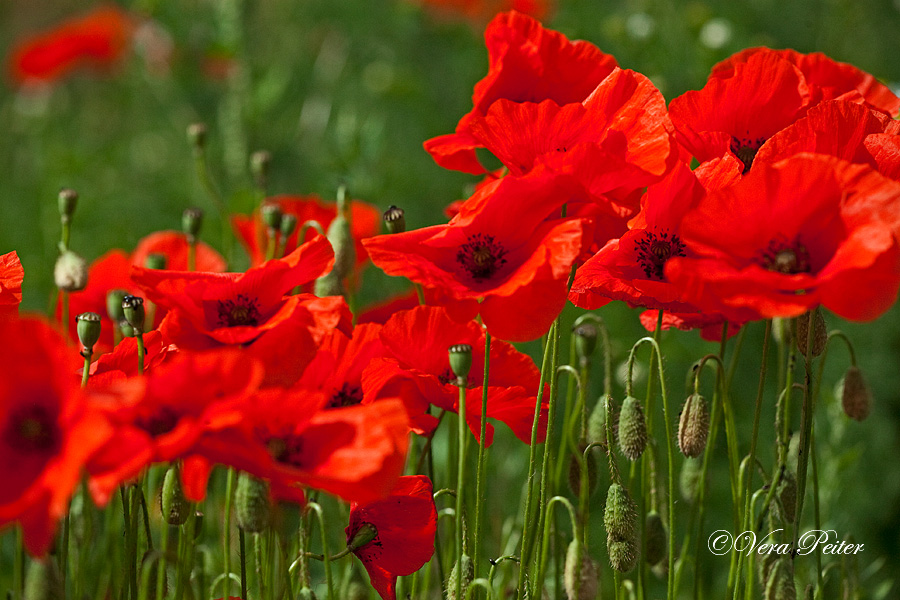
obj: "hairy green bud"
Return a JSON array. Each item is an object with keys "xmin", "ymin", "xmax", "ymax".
[{"xmin": 618, "ymin": 396, "xmax": 647, "ymax": 461}]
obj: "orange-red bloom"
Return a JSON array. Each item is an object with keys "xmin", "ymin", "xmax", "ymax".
[
  {"xmin": 9, "ymin": 6, "xmax": 135, "ymax": 85},
  {"xmin": 0, "ymin": 318, "xmax": 112, "ymax": 555},
  {"xmin": 0, "ymin": 251, "xmax": 24, "ymax": 320},
  {"xmin": 347, "ymin": 475, "xmax": 437, "ymax": 600},
  {"xmin": 363, "ymin": 171, "xmax": 588, "ymax": 341}
]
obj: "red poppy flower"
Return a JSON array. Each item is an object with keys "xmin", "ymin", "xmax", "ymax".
[
  {"xmin": 232, "ymin": 194, "xmax": 380, "ymax": 270},
  {"xmin": 0, "ymin": 251, "xmax": 24, "ymax": 320},
  {"xmin": 85, "ymin": 330, "xmax": 175, "ymax": 388},
  {"xmin": 8, "ymin": 6, "xmax": 135, "ymax": 85},
  {"xmin": 424, "ymin": 11, "xmax": 618, "ymax": 174},
  {"xmin": 665, "ymin": 154, "xmax": 900, "ymax": 322},
  {"xmin": 357, "ymin": 289, "xmax": 420, "ymax": 325},
  {"xmin": 62, "ymin": 232, "xmax": 225, "ymax": 351},
  {"xmin": 346, "ymin": 475, "xmax": 437, "ymax": 600},
  {"xmin": 132, "ymin": 235, "xmax": 350, "ymax": 385},
  {"xmin": 362, "ymin": 306, "xmax": 548, "ymax": 444},
  {"xmin": 86, "ymin": 349, "xmax": 264, "ymax": 505},
  {"xmin": 0, "ymin": 317, "xmax": 112, "ymax": 556},
  {"xmin": 712, "ymin": 47, "xmax": 900, "ymax": 117},
  {"xmin": 363, "ymin": 170, "xmax": 588, "ymax": 341}
]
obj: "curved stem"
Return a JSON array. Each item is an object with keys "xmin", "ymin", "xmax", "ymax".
[
  {"xmin": 305, "ymin": 502, "xmax": 334, "ymax": 600},
  {"xmin": 473, "ymin": 332, "xmax": 492, "ymax": 580}
]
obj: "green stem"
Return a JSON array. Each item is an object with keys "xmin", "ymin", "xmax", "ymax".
[
  {"xmin": 136, "ymin": 333, "xmax": 146, "ymax": 375},
  {"xmin": 473, "ymin": 332, "xmax": 492, "ymax": 581},
  {"xmin": 223, "ymin": 469, "xmax": 236, "ymax": 600},
  {"xmin": 239, "ymin": 529, "xmax": 249, "ymax": 600},
  {"xmin": 306, "ymin": 503, "xmax": 335, "ymax": 600},
  {"xmin": 156, "ymin": 522, "xmax": 168, "ymax": 600},
  {"xmin": 254, "ymin": 533, "xmax": 267, "ymax": 600},
  {"xmin": 792, "ymin": 308, "xmax": 819, "ymax": 573},
  {"xmin": 455, "ymin": 375, "xmax": 469, "ymax": 600},
  {"xmin": 81, "ymin": 350, "xmax": 92, "ymax": 388},
  {"xmin": 188, "ymin": 241, "xmax": 197, "ymax": 272}
]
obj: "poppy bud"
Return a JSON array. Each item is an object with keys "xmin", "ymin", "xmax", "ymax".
[
  {"xmin": 235, "ymin": 472, "xmax": 271, "ymax": 533},
  {"xmin": 563, "ymin": 540, "xmax": 600, "ymax": 600},
  {"xmin": 187, "ymin": 123, "xmax": 207, "ymax": 150},
  {"xmin": 618, "ymin": 396, "xmax": 647, "ymax": 461},
  {"xmin": 587, "ymin": 395, "xmax": 618, "ymax": 446},
  {"xmin": 347, "ymin": 522, "xmax": 377, "ymax": 551},
  {"xmin": 159, "ymin": 466, "xmax": 188, "ymax": 526},
  {"xmin": 567, "ymin": 445, "xmax": 598, "ymax": 498},
  {"xmin": 326, "ymin": 186, "xmax": 355, "ymax": 281},
  {"xmin": 145, "ymin": 253, "xmax": 167, "ymax": 270},
  {"xmin": 25, "ymin": 558, "xmax": 63, "ymax": 600},
  {"xmin": 772, "ymin": 317, "xmax": 792, "ymax": 346},
  {"xmin": 795, "ymin": 310, "xmax": 826, "ymax": 358},
  {"xmin": 261, "ymin": 203, "xmax": 283, "ymax": 231},
  {"xmin": 76, "ymin": 312, "xmax": 102, "ymax": 351},
  {"xmin": 603, "ymin": 483, "xmax": 637, "ymax": 542},
  {"xmin": 764, "ymin": 557, "xmax": 796, "ymax": 600},
  {"xmin": 182, "ymin": 208, "xmax": 204, "ymax": 242},
  {"xmin": 573, "ymin": 322, "xmax": 598, "ymax": 366},
  {"xmin": 119, "ymin": 320, "xmax": 135, "ymax": 338},
  {"xmin": 297, "ymin": 588, "xmax": 318, "ymax": 600},
  {"xmin": 448, "ymin": 344, "xmax": 473, "ymax": 384},
  {"xmin": 383, "ymin": 205, "xmax": 406, "ymax": 234},
  {"xmin": 644, "ymin": 511, "xmax": 667, "ymax": 566},
  {"xmin": 606, "ymin": 535, "xmax": 638, "ymax": 573},
  {"xmin": 122, "ymin": 295, "xmax": 146, "ymax": 334},
  {"xmin": 251, "ymin": 150, "xmax": 272, "ymax": 188},
  {"xmin": 776, "ymin": 469, "xmax": 797, "ymax": 525},
  {"xmin": 58, "ymin": 188, "xmax": 78, "ymax": 223},
  {"xmin": 346, "ymin": 582, "xmax": 367, "ymax": 600},
  {"xmin": 679, "ymin": 457, "xmax": 702, "ymax": 504},
  {"xmin": 677, "ymin": 393, "xmax": 710, "ymax": 458},
  {"xmin": 107, "ymin": 289, "xmax": 128, "ymax": 322},
  {"xmin": 446, "ymin": 554, "xmax": 473, "ymax": 600},
  {"xmin": 841, "ymin": 365, "xmax": 871, "ymax": 421},
  {"xmin": 54, "ymin": 250, "xmax": 88, "ymax": 292},
  {"xmin": 280, "ymin": 214, "xmax": 298, "ymax": 239},
  {"xmin": 757, "ymin": 550, "xmax": 778, "ymax": 589}
]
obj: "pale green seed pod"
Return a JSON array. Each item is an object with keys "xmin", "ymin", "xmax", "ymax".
[
  {"xmin": 327, "ymin": 186, "xmax": 355, "ymax": 281},
  {"xmin": 54, "ymin": 250, "xmax": 88, "ymax": 292},
  {"xmin": 677, "ymin": 393, "xmax": 710, "ymax": 458},
  {"xmin": 617, "ymin": 396, "xmax": 647, "ymax": 461},
  {"xmin": 446, "ymin": 554, "xmax": 473, "ymax": 600},
  {"xmin": 564, "ymin": 540, "xmax": 600, "ymax": 600},
  {"xmin": 25, "ymin": 559, "xmax": 63, "ymax": 600},
  {"xmin": 679, "ymin": 457, "xmax": 702, "ymax": 504},
  {"xmin": 587, "ymin": 395, "xmax": 618, "ymax": 446},
  {"xmin": 296, "ymin": 589, "xmax": 318, "ymax": 600},
  {"xmin": 644, "ymin": 511, "xmax": 667, "ymax": 566},
  {"xmin": 841, "ymin": 366, "xmax": 872, "ymax": 421},
  {"xmin": 795, "ymin": 311, "xmax": 826, "ymax": 358},
  {"xmin": 160, "ymin": 466, "xmax": 189, "ymax": 526},
  {"xmin": 235, "ymin": 472, "xmax": 271, "ymax": 533},
  {"xmin": 604, "ymin": 483, "xmax": 637, "ymax": 541}
]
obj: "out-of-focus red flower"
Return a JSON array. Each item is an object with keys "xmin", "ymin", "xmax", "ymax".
[
  {"xmin": 232, "ymin": 194, "xmax": 380, "ymax": 270},
  {"xmin": 416, "ymin": 0, "xmax": 552, "ymax": 23},
  {"xmin": 357, "ymin": 288, "xmax": 421, "ymax": 325},
  {"xmin": 639, "ymin": 309, "xmax": 743, "ymax": 342},
  {"xmin": 362, "ymin": 306, "xmax": 548, "ymax": 444},
  {"xmin": 9, "ymin": 6, "xmax": 135, "ymax": 85},
  {"xmin": 133, "ymin": 235, "xmax": 351, "ymax": 386},
  {"xmin": 712, "ymin": 47, "xmax": 900, "ymax": 118},
  {"xmin": 665, "ymin": 155, "xmax": 900, "ymax": 322},
  {"xmin": 363, "ymin": 171, "xmax": 588, "ymax": 341},
  {"xmin": 0, "ymin": 251, "xmax": 24, "ymax": 320},
  {"xmin": 424, "ymin": 11, "xmax": 618, "ymax": 174},
  {"xmin": 0, "ymin": 318, "xmax": 112, "ymax": 555},
  {"xmin": 346, "ymin": 475, "xmax": 437, "ymax": 600},
  {"xmin": 61, "ymin": 231, "xmax": 226, "ymax": 351},
  {"xmin": 85, "ymin": 330, "xmax": 175, "ymax": 388},
  {"xmin": 86, "ymin": 349, "xmax": 263, "ymax": 505}
]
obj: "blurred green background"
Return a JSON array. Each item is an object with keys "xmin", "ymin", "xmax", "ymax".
[{"xmin": 2, "ymin": 0, "xmax": 900, "ymax": 597}]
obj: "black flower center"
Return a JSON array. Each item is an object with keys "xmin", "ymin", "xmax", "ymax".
[
  {"xmin": 135, "ymin": 407, "xmax": 179, "ymax": 437},
  {"xmin": 457, "ymin": 233, "xmax": 508, "ymax": 281},
  {"xmin": 730, "ymin": 136, "xmax": 766, "ymax": 174},
  {"xmin": 217, "ymin": 294, "xmax": 261, "ymax": 327},
  {"xmin": 328, "ymin": 383, "xmax": 364, "ymax": 408},
  {"xmin": 267, "ymin": 435, "xmax": 306, "ymax": 468},
  {"xmin": 5, "ymin": 405, "xmax": 58, "ymax": 453},
  {"xmin": 635, "ymin": 231, "xmax": 686, "ymax": 280},
  {"xmin": 757, "ymin": 236, "xmax": 812, "ymax": 275}
]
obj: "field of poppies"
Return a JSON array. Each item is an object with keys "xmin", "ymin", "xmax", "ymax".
[{"xmin": 3, "ymin": 1, "xmax": 900, "ymax": 599}]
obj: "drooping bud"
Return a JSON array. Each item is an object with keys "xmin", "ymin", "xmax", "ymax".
[
  {"xmin": 58, "ymin": 188, "xmax": 79, "ymax": 224},
  {"xmin": 606, "ymin": 535, "xmax": 638, "ymax": 573},
  {"xmin": 145, "ymin": 253, "xmax": 167, "ymax": 270},
  {"xmin": 159, "ymin": 466, "xmax": 189, "ymax": 526},
  {"xmin": 250, "ymin": 150, "xmax": 272, "ymax": 189},
  {"xmin": 841, "ymin": 365, "xmax": 871, "ymax": 421},
  {"xmin": 763, "ymin": 556, "xmax": 796, "ymax": 600},
  {"xmin": 261, "ymin": 202, "xmax": 283, "ymax": 232},
  {"xmin": 25, "ymin": 558, "xmax": 64, "ymax": 600},
  {"xmin": 679, "ymin": 457, "xmax": 702, "ymax": 504},
  {"xmin": 235, "ymin": 472, "xmax": 271, "ymax": 533},
  {"xmin": 775, "ymin": 469, "xmax": 797, "ymax": 525},
  {"xmin": 587, "ymin": 395, "xmax": 618, "ymax": 446},
  {"xmin": 383, "ymin": 205, "xmax": 406, "ymax": 234},
  {"xmin": 107, "ymin": 289, "xmax": 128, "ymax": 322},
  {"xmin": 563, "ymin": 540, "xmax": 600, "ymax": 600},
  {"xmin": 76, "ymin": 312, "xmax": 102, "ymax": 351},
  {"xmin": 677, "ymin": 393, "xmax": 710, "ymax": 458},
  {"xmin": 795, "ymin": 310, "xmax": 826, "ymax": 358},
  {"xmin": 573, "ymin": 322, "xmax": 598, "ymax": 366},
  {"xmin": 187, "ymin": 123, "xmax": 207, "ymax": 150},
  {"xmin": 54, "ymin": 250, "xmax": 88, "ymax": 292},
  {"xmin": 347, "ymin": 522, "xmax": 378, "ymax": 551},
  {"xmin": 644, "ymin": 511, "xmax": 667, "ymax": 566},
  {"xmin": 617, "ymin": 396, "xmax": 647, "ymax": 461},
  {"xmin": 603, "ymin": 483, "xmax": 637, "ymax": 542},
  {"xmin": 448, "ymin": 344, "xmax": 473, "ymax": 385},
  {"xmin": 567, "ymin": 445, "xmax": 599, "ymax": 498},
  {"xmin": 280, "ymin": 214, "xmax": 298, "ymax": 239},
  {"xmin": 122, "ymin": 295, "xmax": 146, "ymax": 334},
  {"xmin": 446, "ymin": 554, "xmax": 473, "ymax": 600},
  {"xmin": 182, "ymin": 208, "xmax": 204, "ymax": 243},
  {"xmin": 772, "ymin": 317, "xmax": 792, "ymax": 346}
]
